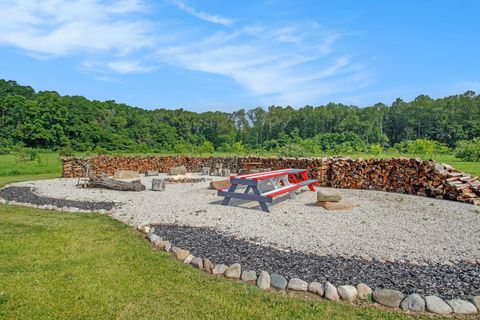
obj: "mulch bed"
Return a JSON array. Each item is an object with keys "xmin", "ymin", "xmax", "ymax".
[
  {"xmin": 0, "ymin": 186, "xmax": 115, "ymax": 211},
  {"xmin": 153, "ymin": 224, "xmax": 480, "ymax": 300}
]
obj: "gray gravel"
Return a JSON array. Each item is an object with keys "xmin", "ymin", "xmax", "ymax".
[{"xmin": 4, "ymin": 175, "xmax": 480, "ymax": 263}]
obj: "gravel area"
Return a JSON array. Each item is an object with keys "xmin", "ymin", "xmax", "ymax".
[
  {"xmin": 0, "ymin": 186, "xmax": 115, "ymax": 211},
  {"xmin": 3, "ymin": 176, "xmax": 480, "ymax": 263},
  {"xmin": 152, "ymin": 224, "xmax": 480, "ymax": 300}
]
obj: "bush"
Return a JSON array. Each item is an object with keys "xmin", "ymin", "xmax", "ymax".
[
  {"xmin": 277, "ymin": 144, "xmax": 306, "ymax": 158},
  {"xmin": 455, "ymin": 138, "xmax": 480, "ymax": 161},
  {"xmin": 393, "ymin": 139, "xmax": 449, "ymax": 156},
  {"xmin": 59, "ymin": 146, "xmax": 75, "ymax": 157},
  {"xmin": 15, "ymin": 147, "xmax": 40, "ymax": 162},
  {"xmin": 369, "ymin": 144, "xmax": 383, "ymax": 156},
  {"xmin": 313, "ymin": 132, "xmax": 365, "ymax": 152}
]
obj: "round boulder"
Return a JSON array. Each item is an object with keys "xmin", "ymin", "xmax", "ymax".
[
  {"xmin": 372, "ymin": 289, "xmax": 404, "ymax": 308},
  {"xmin": 400, "ymin": 293, "xmax": 425, "ymax": 312},
  {"xmin": 337, "ymin": 285, "xmax": 357, "ymax": 302}
]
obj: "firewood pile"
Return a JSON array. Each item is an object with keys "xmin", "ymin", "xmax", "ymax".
[{"xmin": 62, "ymin": 155, "xmax": 480, "ymax": 205}]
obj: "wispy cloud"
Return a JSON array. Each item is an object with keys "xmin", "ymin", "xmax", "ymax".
[
  {"xmin": 0, "ymin": 0, "xmax": 153, "ymax": 63},
  {"xmin": 0, "ymin": 0, "xmax": 372, "ymax": 105},
  {"xmin": 172, "ymin": 0, "xmax": 233, "ymax": 26},
  {"xmin": 157, "ymin": 23, "xmax": 371, "ymax": 105}
]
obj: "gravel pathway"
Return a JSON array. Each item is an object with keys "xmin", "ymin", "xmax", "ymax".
[
  {"xmin": 4, "ymin": 176, "xmax": 480, "ymax": 263},
  {"xmin": 0, "ymin": 186, "xmax": 115, "ymax": 211},
  {"xmin": 152, "ymin": 224, "xmax": 480, "ymax": 300}
]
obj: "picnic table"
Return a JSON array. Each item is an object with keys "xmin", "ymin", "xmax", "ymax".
[{"xmin": 218, "ymin": 168, "xmax": 318, "ymax": 212}]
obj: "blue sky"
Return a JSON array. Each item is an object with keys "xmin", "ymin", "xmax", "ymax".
[{"xmin": 0, "ymin": 0, "xmax": 479, "ymax": 112}]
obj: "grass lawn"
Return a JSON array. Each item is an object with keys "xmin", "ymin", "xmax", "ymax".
[{"xmin": 0, "ymin": 203, "xmax": 437, "ymax": 320}]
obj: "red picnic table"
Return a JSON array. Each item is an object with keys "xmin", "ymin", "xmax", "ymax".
[{"xmin": 217, "ymin": 168, "xmax": 318, "ymax": 212}]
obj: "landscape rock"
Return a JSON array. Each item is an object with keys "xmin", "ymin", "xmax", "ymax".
[
  {"xmin": 149, "ymin": 234, "xmax": 161, "ymax": 243},
  {"xmin": 372, "ymin": 289, "xmax": 404, "ymax": 308},
  {"xmin": 317, "ymin": 190, "xmax": 342, "ymax": 202},
  {"xmin": 190, "ymin": 257, "xmax": 203, "ymax": 269},
  {"xmin": 172, "ymin": 248, "xmax": 190, "ymax": 261},
  {"xmin": 287, "ymin": 278, "xmax": 308, "ymax": 291},
  {"xmin": 471, "ymin": 296, "xmax": 480, "ymax": 311},
  {"xmin": 308, "ymin": 282, "xmax": 324, "ymax": 296},
  {"xmin": 169, "ymin": 165, "xmax": 187, "ymax": 175},
  {"xmin": 317, "ymin": 201, "xmax": 358, "ymax": 211},
  {"xmin": 270, "ymin": 273, "xmax": 287, "ymax": 289},
  {"xmin": 145, "ymin": 170, "xmax": 159, "ymax": 176},
  {"xmin": 203, "ymin": 259, "xmax": 214, "ymax": 273},
  {"xmin": 241, "ymin": 270, "xmax": 257, "ymax": 282},
  {"xmin": 356, "ymin": 283, "xmax": 372, "ymax": 300},
  {"xmin": 183, "ymin": 254, "xmax": 194, "ymax": 264},
  {"xmin": 446, "ymin": 299, "xmax": 477, "ymax": 314},
  {"xmin": 224, "ymin": 263, "xmax": 241, "ymax": 279},
  {"xmin": 212, "ymin": 264, "xmax": 228, "ymax": 275},
  {"xmin": 153, "ymin": 239, "xmax": 169, "ymax": 249},
  {"xmin": 400, "ymin": 293, "xmax": 425, "ymax": 312},
  {"xmin": 113, "ymin": 170, "xmax": 140, "ymax": 179},
  {"xmin": 257, "ymin": 271, "xmax": 270, "ymax": 290},
  {"xmin": 324, "ymin": 282, "xmax": 339, "ymax": 301},
  {"xmin": 425, "ymin": 295, "xmax": 452, "ymax": 314},
  {"xmin": 337, "ymin": 285, "xmax": 357, "ymax": 301},
  {"xmin": 164, "ymin": 242, "xmax": 172, "ymax": 252}
]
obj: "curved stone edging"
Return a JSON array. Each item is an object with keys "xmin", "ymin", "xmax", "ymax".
[{"xmin": 140, "ymin": 224, "xmax": 480, "ymax": 315}]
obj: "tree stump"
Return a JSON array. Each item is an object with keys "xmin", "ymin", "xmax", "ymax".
[{"xmin": 152, "ymin": 178, "xmax": 166, "ymax": 191}]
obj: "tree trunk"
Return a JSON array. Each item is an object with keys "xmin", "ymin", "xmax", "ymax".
[{"xmin": 88, "ymin": 176, "xmax": 146, "ymax": 191}]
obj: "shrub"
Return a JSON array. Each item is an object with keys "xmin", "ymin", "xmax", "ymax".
[
  {"xmin": 59, "ymin": 146, "xmax": 75, "ymax": 157},
  {"xmin": 393, "ymin": 139, "xmax": 449, "ymax": 156},
  {"xmin": 277, "ymin": 144, "xmax": 306, "ymax": 158},
  {"xmin": 455, "ymin": 138, "xmax": 480, "ymax": 161},
  {"xmin": 369, "ymin": 144, "xmax": 383, "ymax": 156}
]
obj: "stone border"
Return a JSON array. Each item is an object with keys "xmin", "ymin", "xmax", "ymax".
[{"xmin": 140, "ymin": 224, "xmax": 480, "ymax": 315}]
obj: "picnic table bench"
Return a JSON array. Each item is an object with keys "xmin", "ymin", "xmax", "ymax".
[{"xmin": 217, "ymin": 168, "xmax": 318, "ymax": 212}]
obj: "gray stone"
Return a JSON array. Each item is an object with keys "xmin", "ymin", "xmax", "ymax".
[
  {"xmin": 287, "ymin": 278, "xmax": 308, "ymax": 291},
  {"xmin": 149, "ymin": 233, "xmax": 161, "ymax": 243},
  {"xmin": 164, "ymin": 242, "xmax": 172, "ymax": 252},
  {"xmin": 257, "ymin": 271, "xmax": 270, "ymax": 290},
  {"xmin": 324, "ymin": 282, "xmax": 339, "ymax": 301},
  {"xmin": 425, "ymin": 295, "xmax": 452, "ymax": 314},
  {"xmin": 400, "ymin": 293, "xmax": 425, "ymax": 312},
  {"xmin": 183, "ymin": 254, "xmax": 194, "ymax": 264},
  {"xmin": 190, "ymin": 257, "xmax": 203, "ymax": 269},
  {"xmin": 147, "ymin": 227, "xmax": 155, "ymax": 239},
  {"xmin": 203, "ymin": 259, "xmax": 214, "ymax": 273},
  {"xmin": 173, "ymin": 248, "xmax": 190, "ymax": 261},
  {"xmin": 471, "ymin": 296, "xmax": 480, "ymax": 311},
  {"xmin": 153, "ymin": 239, "xmax": 169, "ymax": 249},
  {"xmin": 224, "ymin": 263, "xmax": 241, "ymax": 279},
  {"xmin": 212, "ymin": 264, "xmax": 228, "ymax": 275},
  {"xmin": 169, "ymin": 165, "xmax": 187, "ymax": 175},
  {"xmin": 338, "ymin": 285, "xmax": 357, "ymax": 302},
  {"xmin": 308, "ymin": 282, "xmax": 324, "ymax": 296},
  {"xmin": 241, "ymin": 270, "xmax": 257, "ymax": 282},
  {"xmin": 447, "ymin": 299, "xmax": 477, "ymax": 314},
  {"xmin": 356, "ymin": 283, "xmax": 372, "ymax": 300},
  {"xmin": 317, "ymin": 190, "xmax": 342, "ymax": 202},
  {"xmin": 270, "ymin": 273, "xmax": 287, "ymax": 289},
  {"xmin": 372, "ymin": 289, "xmax": 404, "ymax": 308}
]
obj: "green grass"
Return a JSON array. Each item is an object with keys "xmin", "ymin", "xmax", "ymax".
[
  {"xmin": 0, "ymin": 152, "xmax": 61, "ymax": 177},
  {"xmin": 0, "ymin": 204, "xmax": 438, "ymax": 320}
]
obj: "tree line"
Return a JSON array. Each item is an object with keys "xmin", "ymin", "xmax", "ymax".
[{"xmin": 0, "ymin": 79, "xmax": 479, "ymax": 157}]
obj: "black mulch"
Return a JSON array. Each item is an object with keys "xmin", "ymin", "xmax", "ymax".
[
  {"xmin": 0, "ymin": 186, "xmax": 115, "ymax": 211},
  {"xmin": 153, "ymin": 224, "xmax": 480, "ymax": 300}
]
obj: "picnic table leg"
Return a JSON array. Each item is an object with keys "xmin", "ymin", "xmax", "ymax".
[
  {"xmin": 244, "ymin": 186, "xmax": 251, "ymax": 193},
  {"xmin": 252, "ymin": 186, "xmax": 269, "ymax": 212},
  {"xmin": 221, "ymin": 183, "xmax": 238, "ymax": 205},
  {"xmin": 300, "ymin": 171, "xmax": 316, "ymax": 191}
]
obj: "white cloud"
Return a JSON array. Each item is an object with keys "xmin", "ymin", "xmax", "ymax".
[
  {"xmin": 108, "ymin": 60, "xmax": 154, "ymax": 73},
  {"xmin": 0, "ymin": 0, "xmax": 153, "ymax": 57},
  {"xmin": 156, "ymin": 23, "xmax": 371, "ymax": 105},
  {"xmin": 172, "ymin": 0, "xmax": 233, "ymax": 26}
]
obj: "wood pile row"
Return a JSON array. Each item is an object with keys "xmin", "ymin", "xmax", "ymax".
[
  {"xmin": 328, "ymin": 157, "xmax": 480, "ymax": 204},
  {"xmin": 62, "ymin": 155, "xmax": 479, "ymax": 205}
]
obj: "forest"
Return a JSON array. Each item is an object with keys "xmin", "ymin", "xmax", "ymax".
[{"xmin": 0, "ymin": 79, "xmax": 479, "ymax": 160}]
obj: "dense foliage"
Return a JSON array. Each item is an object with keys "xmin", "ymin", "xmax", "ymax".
[{"xmin": 1, "ymin": 79, "xmax": 479, "ymax": 157}]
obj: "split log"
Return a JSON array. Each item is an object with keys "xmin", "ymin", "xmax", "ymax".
[
  {"xmin": 88, "ymin": 176, "xmax": 146, "ymax": 191},
  {"xmin": 151, "ymin": 178, "xmax": 166, "ymax": 191}
]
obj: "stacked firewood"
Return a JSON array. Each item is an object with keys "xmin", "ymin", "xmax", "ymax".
[
  {"xmin": 328, "ymin": 157, "xmax": 480, "ymax": 204},
  {"xmin": 62, "ymin": 155, "xmax": 480, "ymax": 205}
]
